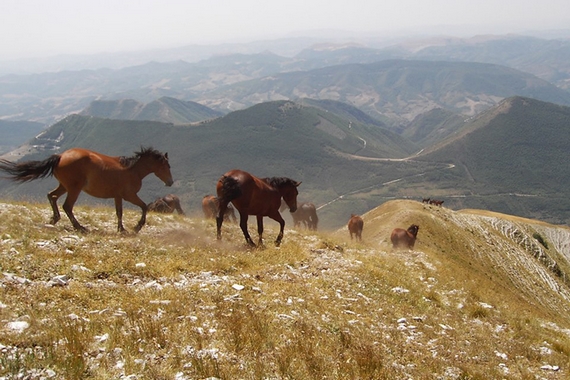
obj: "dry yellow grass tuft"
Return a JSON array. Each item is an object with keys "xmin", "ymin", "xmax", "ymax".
[{"xmin": 1, "ymin": 199, "xmax": 570, "ymax": 379}]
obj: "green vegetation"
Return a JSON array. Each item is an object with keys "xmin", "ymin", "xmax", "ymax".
[
  {"xmin": 80, "ymin": 97, "xmax": 223, "ymax": 124},
  {"xmin": 2, "ymin": 96, "xmax": 570, "ymax": 230}
]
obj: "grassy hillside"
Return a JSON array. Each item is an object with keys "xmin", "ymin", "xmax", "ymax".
[
  {"xmin": 80, "ymin": 96, "xmax": 223, "ymax": 124},
  {"xmin": 401, "ymin": 107, "xmax": 465, "ymax": 147},
  {"xmin": 0, "ymin": 199, "xmax": 569, "ymax": 379},
  {"xmin": 412, "ymin": 97, "xmax": 570, "ymax": 223}
]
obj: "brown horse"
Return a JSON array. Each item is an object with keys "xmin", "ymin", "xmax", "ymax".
[
  {"xmin": 202, "ymin": 194, "xmax": 237, "ymax": 222},
  {"xmin": 348, "ymin": 214, "xmax": 364, "ymax": 241},
  {"xmin": 216, "ymin": 169, "xmax": 301, "ymax": 246},
  {"xmin": 0, "ymin": 147, "xmax": 173, "ymax": 233},
  {"xmin": 147, "ymin": 194, "xmax": 185, "ymax": 215},
  {"xmin": 390, "ymin": 224, "xmax": 420, "ymax": 250},
  {"xmin": 281, "ymin": 200, "xmax": 319, "ymax": 230}
]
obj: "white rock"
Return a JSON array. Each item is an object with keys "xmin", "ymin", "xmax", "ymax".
[
  {"xmin": 3, "ymin": 273, "xmax": 31, "ymax": 285},
  {"xmin": 48, "ymin": 275, "xmax": 70, "ymax": 287},
  {"xmin": 45, "ymin": 369, "xmax": 56, "ymax": 377},
  {"xmin": 6, "ymin": 321, "xmax": 29, "ymax": 332},
  {"xmin": 232, "ymin": 284, "xmax": 244, "ymax": 291},
  {"xmin": 71, "ymin": 264, "xmax": 91, "ymax": 272}
]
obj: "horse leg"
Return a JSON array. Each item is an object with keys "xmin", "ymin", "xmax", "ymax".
[
  {"xmin": 256, "ymin": 215, "xmax": 264, "ymax": 246},
  {"xmin": 216, "ymin": 201, "xmax": 229, "ymax": 240},
  {"xmin": 239, "ymin": 213, "xmax": 255, "ymax": 246},
  {"xmin": 126, "ymin": 195, "xmax": 147, "ymax": 233},
  {"xmin": 47, "ymin": 183, "xmax": 66, "ymax": 225},
  {"xmin": 175, "ymin": 202, "xmax": 185, "ymax": 215},
  {"xmin": 114, "ymin": 197, "xmax": 126, "ymax": 233},
  {"xmin": 61, "ymin": 190, "xmax": 87, "ymax": 232},
  {"xmin": 269, "ymin": 213, "xmax": 286, "ymax": 246}
]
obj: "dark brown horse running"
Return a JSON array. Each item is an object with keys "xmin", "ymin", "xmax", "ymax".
[
  {"xmin": 348, "ymin": 214, "xmax": 364, "ymax": 241},
  {"xmin": 147, "ymin": 194, "xmax": 185, "ymax": 215},
  {"xmin": 202, "ymin": 194, "xmax": 236, "ymax": 222},
  {"xmin": 216, "ymin": 169, "xmax": 301, "ymax": 246},
  {"xmin": 281, "ymin": 200, "xmax": 319, "ymax": 230},
  {"xmin": 390, "ymin": 224, "xmax": 420, "ymax": 250},
  {"xmin": 0, "ymin": 147, "xmax": 173, "ymax": 233}
]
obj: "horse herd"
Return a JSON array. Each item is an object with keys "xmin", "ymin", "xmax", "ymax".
[
  {"xmin": 422, "ymin": 198, "xmax": 444, "ymax": 206},
  {"xmin": 0, "ymin": 147, "xmax": 422, "ymax": 249}
]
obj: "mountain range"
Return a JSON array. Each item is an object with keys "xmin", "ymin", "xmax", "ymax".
[
  {"xmin": 1, "ymin": 96, "xmax": 569, "ymax": 229},
  {"xmin": 3, "ymin": 34, "xmax": 570, "ymax": 127}
]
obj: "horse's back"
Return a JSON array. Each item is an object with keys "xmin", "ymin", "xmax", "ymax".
[
  {"xmin": 348, "ymin": 215, "xmax": 363, "ymax": 232},
  {"xmin": 217, "ymin": 169, "xmax": 279, "ymax": 215},
  {"xmin": 391, "ymin": 226, "xmax": 418, "ymax": 248},
  {"xmin": 390, "ymin": 228, "xmax": 406, "ymax": 243},
  {"xmin": 56, "ymin": 148, "xmax": 120, "ymax": 176},
  {"xmin": 202, "ymin": 195, "xmax": 218, "ymax": 218}
]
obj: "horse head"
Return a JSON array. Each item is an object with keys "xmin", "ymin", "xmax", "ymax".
[
  {"xmin": 150, "ymin": 150, "xmax": 173, "ymax": 187},
  {"xmin": 267, "ymin": 177, "xmax": 301, "ymax": 213},
  {"xmin": 407, "ymin": 224, "xmax": 420, "ymax": 237},
  {"xmin": 281, "ymin": 179, "xmax": 301, "ymax": 213}
]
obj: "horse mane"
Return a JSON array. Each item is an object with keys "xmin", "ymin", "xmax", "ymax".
[
  {"xmin": 119, "ymin": 146, "xmax": 164, "ymax": 168},
  {"xmin": 264, "ymin": 177, "xmax": 296, "ymax": 188}
]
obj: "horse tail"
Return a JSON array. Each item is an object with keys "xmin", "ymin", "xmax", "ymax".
[
  {"xmin": 0, "ymin": 155, "xmax": 61, "ymax": 182},
  {"xmin": 309, "ymin": 204, "xmax": 319, "ymax": 229},
  {"xmin": 218, "ymin": 175, "xmax": 242, "ymax": 204}
]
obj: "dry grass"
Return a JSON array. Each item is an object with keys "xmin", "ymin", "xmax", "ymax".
[{"xmin": 1, "ymin": 200, "xmax": 570, "ymax": 379}]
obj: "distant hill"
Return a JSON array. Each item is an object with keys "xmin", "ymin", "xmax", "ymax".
[
  {"xmin": 0, "ymin": 120, "xmax": 44, "ymax": 155},
  {"xmin": 2, "ymin": 97, "xmax": 570, "ymax": 228},
  {"xmin": 295, "ymin": 98, "xmax": 389, "ymax": 128},
  {"xmin": 401, "ymin": 108, "xmax": 465, "ymax": 147},
  {"xmin": 414, "ymin": 96, "xmax": 570, "ymax": 223},
  {"xmin": 199, "ymin": 60, "xmax": 570, "ymax": 124},
  {"xmin": 80, "ymin": 96, "xmax": 223, "ymax": 124},
  {"xmin": 407, "ymin": 35, "xmax": 570, "ymax": 90},
  {"xmin": 0, "ymin": 101, "xmax": 421, "ymax": 228}
]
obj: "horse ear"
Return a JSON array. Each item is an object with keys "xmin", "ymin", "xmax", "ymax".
[
  {"xmin": 165, "ymin": 152, "xmax": 169, "ymax": 159},
  {"xmin": 295, "ymin": 181, "xmax": 301, "ymax": 187}
]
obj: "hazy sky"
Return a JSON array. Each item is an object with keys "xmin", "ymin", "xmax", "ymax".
[{"xmin": 2, "ymin": 0, "xmax": 569, "ymax": 60}]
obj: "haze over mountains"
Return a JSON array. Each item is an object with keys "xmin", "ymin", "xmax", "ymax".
[{"xmin": 1, "ymin": 32, "xmax": 570, "ymax": 228}]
